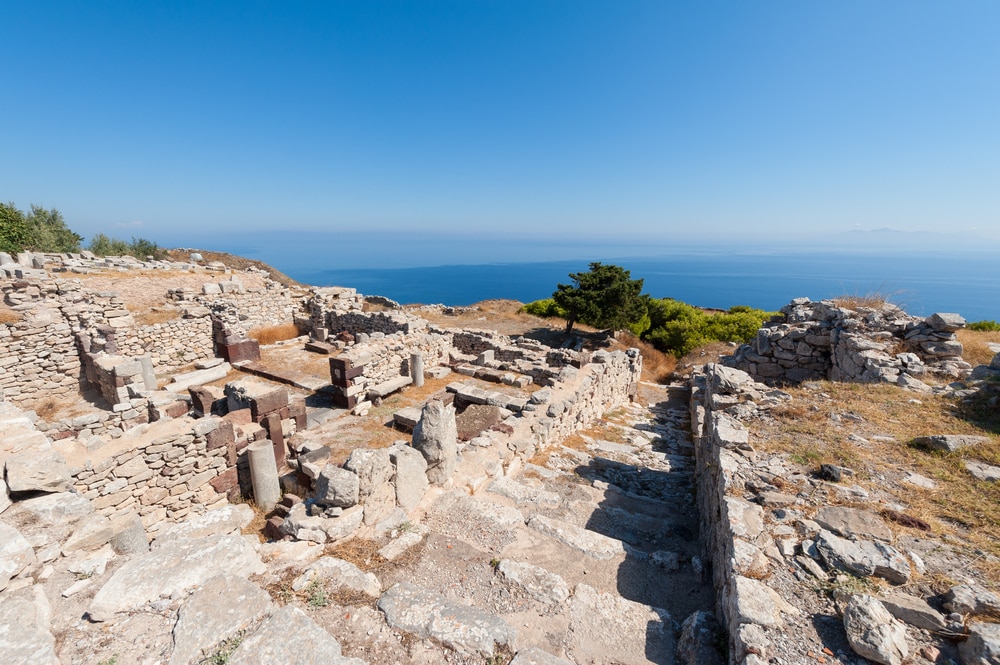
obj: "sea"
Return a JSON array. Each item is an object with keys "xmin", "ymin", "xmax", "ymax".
[{"xmin": 174, "ymin": 231, "xmax": 1000, "ymax": 322}]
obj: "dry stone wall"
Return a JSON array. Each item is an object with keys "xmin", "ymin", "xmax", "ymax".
[
  {"xmin": 70, "ymin": 426, "xmax": 230, "ymax": 534},
  {"xmin": 725, "ymin": 298, "xmax": 971, "ymax": 389}
]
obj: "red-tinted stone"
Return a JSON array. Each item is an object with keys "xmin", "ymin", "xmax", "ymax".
[
  {"xmin": 209, "ymin": 467, "xmax": 238, "ymax": 493},
  {"xmin": 224, "ymin": 408, "xmax": 253, "ymax": 426},
  {"xmin": 206, "ymin": 420, "xmax": 236, "ymax": 451},
  {"xmin": 249, "ymin": 388, "xmax": 288, "ymax": 421}
]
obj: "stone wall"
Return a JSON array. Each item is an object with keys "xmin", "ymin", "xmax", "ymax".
[
  {"xmin": 70, "ymin": 425, "xmax": 230, "ymax": 534},
  {"xmin": 725, "ymin": 298, "xmax": 972, "ymax": 389},
  {"xmin": 117, "ymin": 314, "xmax": 215, "ymax": 369},
  {"xmin": 690, "ymin": 364, "xmax": 790, "ymax": 664}
]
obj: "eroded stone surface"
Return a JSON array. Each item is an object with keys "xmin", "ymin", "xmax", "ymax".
[
  {"xmin": 843, "ymin": 595, "xmax": 908, "ymax": 665},
  {"xmin": 377, "ymin": 581, "xmax": 516, "ymax": 656}
]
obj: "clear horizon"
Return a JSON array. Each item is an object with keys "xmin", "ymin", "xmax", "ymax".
[{"xmin": 3, "ymin": 2, "xmax": 998, "ymax": 250}]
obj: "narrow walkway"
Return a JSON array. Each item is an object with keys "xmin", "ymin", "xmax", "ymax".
[{"xmin": 372, "ymin": 382, "xmax": 714, "ymax": 665}]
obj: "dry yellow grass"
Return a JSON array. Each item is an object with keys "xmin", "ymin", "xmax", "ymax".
[
  {"xmin": 0, "ymin": 307, "xmax": 20, "ymax": 325},
  {"xmin": 614, "ymin": 331, "xmax": 677, "ymax": 383},
  {"xmin": 131, "ymin": 307, "xmax": 180, "ymax": 326},
  {"xmin": 755, "ymin": 380, "xmax": 1000, "ymax": 583},
  {"xmin": 959, "ymin": 328, "xmax": 1000, "ymax": 368},
  {"xmin": 250, "ymin": 322, "xmax": 304, "ymax": 345}
]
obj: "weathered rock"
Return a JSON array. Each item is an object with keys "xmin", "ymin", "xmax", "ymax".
[
  {"xmin": 88, "ymin": 534, "xmax": 264, "ymax": 622},
  {"xmin": 959, "ymin": 621, "xmax": 1000, "ymax": 665},
  {"xmin": 314, "ymin": 465, "xmax": 360, "ymax": 508},
  {"xmin": 388, "ymin": 443, "xmax": 429, "ymax": 511},
  {"xmin": 966, "ymin": 460, "xmax": 1000, "ymax": 482},
  {"xmin": 497, "ymin": 559, "xmax": 569, "ymax": 605},
  {"xmin": 228, "ymin": 606, "xmax": 360, "ymax": 665},
  {"xmin": 378, "ymin": 525, "xmax": 428, "ymax": 561},
  {"xmin": 0, "ymin": 597, "xmax": 58, "ymax": 665},
  {"xmin": 378, "ymin": 581, "xmax": 516, "ymax": 656},
  {"xmin": 292, "ymin": 556, "xmax": 381, "ymax": 598},
  {"xmin": 527, "ymin": 514, "xmax": 625, "ymax": 560},
  {"xmin": 879, "ymin": 593, "xmax": 947, "ymax": 631},
  {"xmin": 814, "ymin": 506, "xmax": 893, "ymax": 542},
  {"xmin": 0, "ymin": 478, "xmax": 10, "ymax": 514},
  {"xmin": 0, "ymin": 523, "xmax": 36, "ymax": 591},
  {"xmin": 676, "ymin": 610, "xmax": 726, "ymax": 665},
  {"xmin": 489, "ymin": 477, "xmax": 561, "ymax": 508},
  {"xmin": 843, "ymin": 595, "xmax": 908, "ymax": 665},
  {"xmin": 729, "ymin": 575, "xmax": 800, "ymax": 627},
  {"xmin": 509, "ymin": 647, "xmax": 574, "ymax": 665},
  {"xmin": 154, "ymin": 504, "xmax": 255, "ymax": 546},
  {"xmin": 110, "ymin": 512, "xmax": 150, "ymax": 554},
  {"xmin": 169, "ymin": 574, "xmax": 273, "ymax": 665},
  {"xmin": 344, "ymin": 447, "xmax": 394, "ymax": 525},
  {"xmin": 926, "ymin": 312, "xmax": 966, "ymax": 332},
  {"xmin": 4, "ymin": 450, "xmax": 71, "ymax": 493},
  {"xmin": 62, "ymin": 512, "xmax": 114, "ymax": 554},
  {"xmin": 913, "ymin": 434, "xmax": 989, "ymax": 452},
  {"xmin": 18, "ymin": 492, "xmax": 94, "ymax": 527},
  {"xmin": 944, "ymin": 583, "xmax": 1000, "ymax": 616},
  {"xmin": 567, "ymin": 583, "xmax": 672, "ymax": 665},
  {"xmin": 815, "ymin": 529, "xmax": 910, "ymax": 584},
  {"xmin": 411, "ymin": 399, "xmax": 458, "ymax": 484}
]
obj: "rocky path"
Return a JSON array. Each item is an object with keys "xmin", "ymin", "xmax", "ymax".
[{"xmin": 322, "ymin": 382, "xmax": 716, "ymax": 665}]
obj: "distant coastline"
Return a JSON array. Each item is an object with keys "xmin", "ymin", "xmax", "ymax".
[{"xmin": 168, "ymin": 231, "xmax": 1000, "ymax": 321}]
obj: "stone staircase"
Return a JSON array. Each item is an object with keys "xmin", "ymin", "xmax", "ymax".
[{"xmin": 354, "ymin": 382, "xmax": 715, "ymax": 664}]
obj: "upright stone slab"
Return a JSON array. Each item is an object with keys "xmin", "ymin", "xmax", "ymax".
[
  {"xmin": 388, "ymin": 443, "xmax": 429, "ymax": 511},
  {"xmin": 344, "ymin": 447, "xmax": 395, "ymax": 525},
  {"xmin": 411, "ymin": 399, "xmax": 458, "ymax": 485}
]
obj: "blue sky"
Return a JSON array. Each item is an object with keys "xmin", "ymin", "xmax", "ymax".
[{"xmin": 3, "ymin": 1, "xmax": 999, "ymax": 253}]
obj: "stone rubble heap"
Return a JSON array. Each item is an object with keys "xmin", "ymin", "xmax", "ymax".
[
  {"xmin": 691, "ymin": 363, "xmax": 1000, "ymax": 665},
  {"xmin": 725, "ymin": 298, "xmax": 972, "ymax": 390}
]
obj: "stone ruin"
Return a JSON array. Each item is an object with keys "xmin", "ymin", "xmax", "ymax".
[{"xmin": 724, "ymin": 297, "xmax": 972, "ymax": 391}]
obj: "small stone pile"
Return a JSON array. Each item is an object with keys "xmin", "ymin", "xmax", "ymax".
[{"xmin": 725, "ymin": 297, "xmax": 971, "ymax": 390}]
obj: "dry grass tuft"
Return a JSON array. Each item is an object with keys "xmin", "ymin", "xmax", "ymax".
[
  {"xmin": 755, "ymin": 380, "xmax": 1000, "ymax": 582},
  {"xmin": 240, "ymin": 501, "xmax": 270, "ymax": 542},
  {"xmin": 250, "ymin": 322, "xmax": 303, "ymax": 345},
  {"xmin": 958, "ymin": 328, "xmax": 1000, "ymax": 368},
  {"xmin": 615, "ymin": 331, "xmax": 677, "ymax": 383},
  {"xmin": 132, "ymin": 307, "xmax": 180, "ymax": 326},
  {"xmin": 326, "ymin": 538, "xmax": 387, "ymax": 572},
  {"xmin": 33, "ymin": 398, "xmax": 62, "ymax": 421},
  {"xmin": 831, "ymin": 288, "xmax": 899, "ymax": 311},
  {"xmin": 0, "ymin": 306, "xmax": 21, "ymax": 325}
]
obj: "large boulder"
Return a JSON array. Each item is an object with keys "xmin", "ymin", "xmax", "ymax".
[
  {"xmin": 0, "ymin": 523, "xmax": 36, "ymax": 591},
  {"xmin": 228, "ymin": 606, "xmax": 358, "ymax": 665},
  {"xmin": 88, "ymin": 534, "xmax": 264, "ymax": 622},
  {"xmin": 169, "ymin": 574, "xmax": 273, "ymax": 665},
  {"xmin": 843, "ymin": 595, "xmax": 908, "ymax": 665},
  {"xmin": 411, "ymin": 400, "xmax": 458, "ymax": 485},
  {"xmin": 4, "ymin": 450, "xmax": 72, "ymax": 493},
  {"xmin": 0, "ymin": 597, "xmax": 58, "ymax": 665},
  {"xmin": 344, "ymin": 448, "xmax": 395, "ymax": 525},
  {"xmin": 313, "ymin": 465, "xmax": 360, "ymax": 508}
]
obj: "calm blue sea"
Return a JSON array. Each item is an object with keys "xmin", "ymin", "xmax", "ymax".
[
  {"xmin": 296, "ymin": 253, "xmax": 1000, "ymax": 321},
  {"xmin": 172, "ymin": 231, "xmax": 1000, "ymax": 322}
]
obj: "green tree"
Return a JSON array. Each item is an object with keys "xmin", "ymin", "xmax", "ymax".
[
  {"xmin": 552, "ymin": 262, "xmax": 647, "ymax": 334},
  {"xmin": 25, "ymin": 205, "xmax": 82, "ymax": 252},
  {"xmin": 0, "ymin": 202, "xmax": 29, "ymax": 254}
]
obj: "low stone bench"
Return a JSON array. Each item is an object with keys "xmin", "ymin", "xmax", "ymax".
[
  {"xmin": 367, "ymin": 375, "xmax": 413, "ymax": 400},
  {"xmin": 392, "ymin": 407, "xmax": 422, "ymax": 432}
]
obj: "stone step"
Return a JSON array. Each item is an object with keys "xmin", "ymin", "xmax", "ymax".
[
  {"xmin": 526, "ymin": 514, "xmax": 626, "ymax": 560},
  {"xmin": 377, "ymin": 582, "xmax": 517, "ymax": 657},
  {"xmin": 488, "ymin": 476, "xmax": 561, "ymax": 508}
]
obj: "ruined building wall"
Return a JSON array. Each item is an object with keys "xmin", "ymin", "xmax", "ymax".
[{"xmin": 725, "ymin": 298, "xmax": 972, "ymax": 388}]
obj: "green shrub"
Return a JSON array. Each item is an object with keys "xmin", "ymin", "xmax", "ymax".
[
  {"xmin": 88, "ymin": 233, "xmax": 166, "ymax": 260},
  {"xmin": 1, "ymin": 202, "xmax": 82, "ymax": 253},
  {"xmin": 520, "ymin": 298, "xmax": 567, "ymax": 318},
  {"xmin": 641, "ymin": 298, "xmax": 773, "ymax": 357},
  {"xmin": 969, "ymin": 320, "xmax": 1000, "ymax": 332}
]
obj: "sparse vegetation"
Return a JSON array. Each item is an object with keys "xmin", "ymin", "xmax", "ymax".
[
  {"xmin": 306, "ymin": 578, "xmax": 330, "ymax": 608},
  {"xmin": 248, "ymin": 322, "xmax": 303, "ymax": 346},
  {"xmin": 0, "ymin": 202, "xmax": 82, "ymax": 253},
  {"xmin": 755, "ymin": 380, "xmax": 1000, "ymax": 582},
  {"xmin": 205, "ymin": 635, "xmax": 244, "ymax": 665},
  {"xmin": 969, "ymin": 320, "xmax": 1000, "ymax": 332},
  {"xmin": 959, "ymin": 327, "xmax": 1000, "ymax": 368},
  {"xmin": 88, "ymin": 233, "xmax": 167, "ymax": 260}
]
